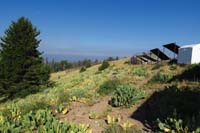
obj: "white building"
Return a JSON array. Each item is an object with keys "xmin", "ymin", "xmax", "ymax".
[{"xmin": 178, "ymin": 43, "xmax": 200, "ymax": 64}]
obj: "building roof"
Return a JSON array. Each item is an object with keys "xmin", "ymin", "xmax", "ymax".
[
  {"xmin": 142, "ymin": 54, "xmax": 157, "ymax": 62},
  {"xmin": 150, "ymin": 48, "xmax": 170, "ymax": 60},
  {"xmin": 136, "ymin": 55, "xmax": 148, "ymax": 62},
  {"xmin": 163, "ymin": 43, "xmax": 180, "ymax": 54},
  {"xmin": 180, "ymin": 43, "xmax": 200, "ymax": 49}
]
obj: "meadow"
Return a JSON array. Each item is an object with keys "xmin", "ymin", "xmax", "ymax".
[{"xmin": 0, "ymin": 57, "xmax": 200, "ymax": 132}]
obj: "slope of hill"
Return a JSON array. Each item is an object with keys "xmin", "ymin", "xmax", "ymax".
[{"xmin": 0, "ymin": 57, "xmax": 200, "ymax": 132}]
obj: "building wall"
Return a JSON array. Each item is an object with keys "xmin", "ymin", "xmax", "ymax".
[
  {"xmin": 178, "ymin": 47, "xmax": 192, "ymax": 64},
  {"xmin": 191, "ymin": 46, "xmax": 200, "ymax": 64}
]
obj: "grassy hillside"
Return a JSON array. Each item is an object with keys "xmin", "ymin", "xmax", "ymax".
[{"xmin": 0, "ymin": 57, "xmax": 200, "ymax": 132}]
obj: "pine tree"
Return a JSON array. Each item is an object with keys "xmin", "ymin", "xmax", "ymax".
[{"xmin": 0, "ymin": 17, "xmax": 50, "ymax": 98}]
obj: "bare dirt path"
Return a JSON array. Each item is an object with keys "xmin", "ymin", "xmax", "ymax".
[
  {"xmin": 55, "ymin": 66, "xmax": 160, "ymax": 132},
  {"xmin": 57, "ymin": 90, "xmax": 155, "ymax": 132}
]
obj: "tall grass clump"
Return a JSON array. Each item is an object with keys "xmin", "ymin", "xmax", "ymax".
[
  {"xmin": 132, "ymin": 67, "xmax": 147, "ymax": 77},
  {"xmin": 97, "ymin": 79, "xmax": 121, "ymax": 96},
  {"xmin": 70, "ymin": 88, "xmax": 90, "ymax": 99},
  {"xmin": 152, "ymin": 64, "xmax": 163, "ymax": 70},
  {"xmin": 149, "ymin": 72, "xmax": 173, "ymax": 84},
  {"xmin": 55, "ymin": 90, "xmax": 71, "ymax": 105}
]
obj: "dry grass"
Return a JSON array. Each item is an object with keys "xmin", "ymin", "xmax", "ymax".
[{"xmin": 0, "ymin": 57, "xmax": 190, "ymax": 119}]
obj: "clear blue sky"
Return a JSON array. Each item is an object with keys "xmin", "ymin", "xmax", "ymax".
[{"xmin": 0, "ymin": 0, "xmax": 200, "ymax": 57}]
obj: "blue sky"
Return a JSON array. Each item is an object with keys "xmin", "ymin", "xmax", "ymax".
[{"xmin": 0, "ymin": 0, "xmax": 200, "ymax": 57}]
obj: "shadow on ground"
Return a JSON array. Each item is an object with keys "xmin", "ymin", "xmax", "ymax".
[
  {"xmin": 172, "ymin": 64, "xmax": 200, "ymax": 82},
  {"xmin": 131, "ymin": 86, "xmax": 200, "ymax": 130}
]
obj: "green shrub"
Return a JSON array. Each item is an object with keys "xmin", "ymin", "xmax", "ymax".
[
  {"xmin": 98, "ymin": 60, "xmax": 110, "ymax": 71},
  {"xmin": 70, "ymin": 88, "xmax": 90, "ymax": 99},
  {"xmin": 56, "ymin": 104, "xmax": 65, "ymax": 113},
  {"xmin": 80, "ymin": 67, "xmax": 86, "ymax": 73},
  {"xmin": 0, "ymin": 108, "xmax": 91, "ymax": 133},
  {"xmin": 132, "ymin": 67, "xmax": 147, "ymax": 77},
  {"xmin": 97, "ymin": 79, "xmax": 121, "ymax": 96},
  {"xmin": 83, "ymin": 59, "xmax": 92, "ymax": 68},
  {"xmin": 56, "ymin": 90, "xmax": 70, "ymax": 105},
  {"xmin": 152, "ymin": 64, "xmax": 163, "ymax": 70},
  {"xmin": 157, "ymin": 116, "xmax": 200, "ymax": 133},
  {"xmin": 19, "ymin": 101, "xmax": 50, "ymax": 115},
  {"xmin": 85, "ymin": 62, "xmax": 92, "ymax": 68},
  {"xmin": 124, "ymin": 60, "xmax": 131, "ymax": 65},
  {"xmin": 149, "ymin": 72, "xmax": 173, "ymax": 84},
  {"xmin": 169, "ymin": 64, "xmax": 177, "ymax": 70},
  {"xmin": 89, "ymin": 111, "xmax": 98, "ymax": 119},
  {"xmin": 0, "ymin": 109, "xmax": 58, "ymax": 132},
  {"xmin": 156, "ymin": 111, "xmax": 186, "ymax": 132},
  {"xmin": 157, "ymin": 117, "xmax": 185, "ymax": 133},
  {"xmin": 110, "ymin": 85, "xmax": 146, "ymax": 107},
  {"xmin": 102, "ymin": 125, "xmax": 143, "ymax": 133}
]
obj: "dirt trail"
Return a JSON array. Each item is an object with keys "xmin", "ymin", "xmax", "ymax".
[
  {"xmin": 56, "ymin": 68, "xmax": 158, "ymax": 132},
  {"xmin": 57, "ymin": 91, "xmax": 155, "ymax": 132}
]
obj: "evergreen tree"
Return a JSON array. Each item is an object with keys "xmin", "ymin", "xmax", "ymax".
[
  {"xmin": 0, "ymin": 17, "xmax": 50, "ymax": 97},
  {"xmin": 98, "ymin": 60, "xmax": 110, "ymax": 71}
]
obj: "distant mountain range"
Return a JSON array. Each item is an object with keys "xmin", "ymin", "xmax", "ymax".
[{"xmin": 42, "ymin": 54, "xmax": 112, "ymax": 62}]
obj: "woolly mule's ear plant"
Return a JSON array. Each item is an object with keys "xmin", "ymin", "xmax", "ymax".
[{"xmin": 110, "ymin": 84, "xmax": 146, "ymax": 107}]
